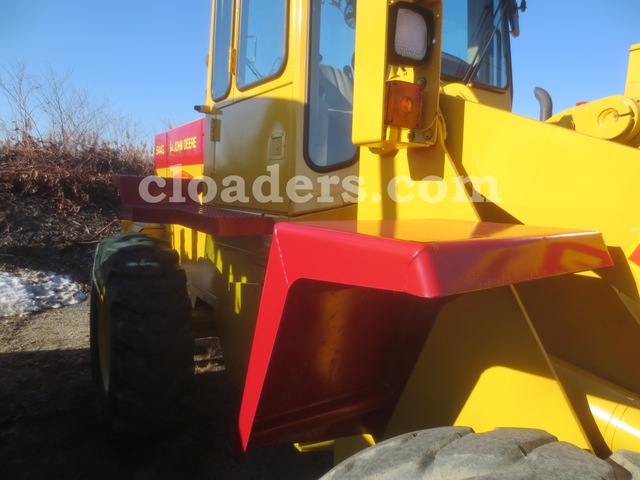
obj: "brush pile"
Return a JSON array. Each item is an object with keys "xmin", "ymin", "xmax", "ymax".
[{"xmin": 0, "ymin": 140, "xmax": 152, "ymax": 284}]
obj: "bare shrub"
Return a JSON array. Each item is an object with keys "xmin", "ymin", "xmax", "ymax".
[
  {"xmin": 0, "ymin": 60, "xmax": 153, "ymax": 212},
  {"xmin": 0, "ymin": 61, "xmax": 41, "ymax": 145},
  {"xmin": 0, "ymin": 60, "xmax": 150, "ymax": 155}
]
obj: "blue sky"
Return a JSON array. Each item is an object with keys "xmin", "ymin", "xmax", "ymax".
[
  {"xmin": 0, "ymin": 0, "xmax": 211, "ymax": 140},
  {"xmin": 511, "ymin": 0, "xmax": 640, "ymax": 119},
  {"xmin": 1, "ymin": 0, "xmax": 639, "ymax": 143}
]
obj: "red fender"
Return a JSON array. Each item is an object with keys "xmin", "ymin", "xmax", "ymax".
[{"xmin": 238, "ymin": 219, "xmax": 612, "ymax": 450}]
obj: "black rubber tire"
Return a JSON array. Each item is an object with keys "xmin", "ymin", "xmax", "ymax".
[
  {"xmin": 90, "ymin": 233, "xmax": 194, "ymax": 438},
  {"xmin": 321, "ymin": 427, "xmax": 640, "ymax": 479}
]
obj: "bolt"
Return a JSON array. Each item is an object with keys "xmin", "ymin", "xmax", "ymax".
[{"xmin": 416, "ymin": 77, "xmax": 427, "ymax": 88}]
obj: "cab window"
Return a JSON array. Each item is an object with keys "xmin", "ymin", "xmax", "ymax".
[
  {"xmin": 441, "ymin": 0, "xmax": 510, "ymax": 90},
  {"xmin": 306, "ymin": 0, "xmax": 357, "ymax": 170},
  {"xmin": 237, "ymin": 0, "xmax": 288, "ymax": 89},
  {"xmin": 211, "ymin": 0, "xmax": 234, "ymax": 101}
]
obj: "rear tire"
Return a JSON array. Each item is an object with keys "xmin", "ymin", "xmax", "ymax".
[
  {"xmin": 90, "ymin": 233, "xmax": 194, "ymax": 438},
  {"xmin": 321, "ymin": 427, "xmax": 640, "ymax": 479}
]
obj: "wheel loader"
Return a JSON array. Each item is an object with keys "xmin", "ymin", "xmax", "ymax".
[{"xmin": 90, "ymin": 0, "xmax": 640, "ymax": 477}]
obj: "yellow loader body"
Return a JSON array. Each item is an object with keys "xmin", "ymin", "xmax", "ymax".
[{"xmin": 114, "ymin": 0, "xmax": 640, "ymax": 465}]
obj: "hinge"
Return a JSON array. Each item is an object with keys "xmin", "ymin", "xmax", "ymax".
[
  {"xmin": 229, "ymin": 48, "xmax": 237, "ymax": 76},
  {"xmin": 210, "ymin": 118, "xmax": 221, "ymax": 142}
]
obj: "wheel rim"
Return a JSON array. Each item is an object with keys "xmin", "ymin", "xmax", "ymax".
[{"xmin": 97, "ymin": 289, "xmax": 111, "ymax": 392}]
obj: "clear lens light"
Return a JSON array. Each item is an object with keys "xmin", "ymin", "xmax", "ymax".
[{"xmin": 395, "ymin": 8, "xmax": 428, "ymax": 61}]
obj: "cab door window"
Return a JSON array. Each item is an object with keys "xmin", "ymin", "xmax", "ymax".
[
  {"xmin": 306, "ymin": 0, "xmax": 357, "ymax": 170},
  {"xmin": 237, "ymin": 0, "xmax": 288, "ymax": 89},
  {"xmin": 211, "ymin": 0, "xmax": 235, "ymax": 101}
]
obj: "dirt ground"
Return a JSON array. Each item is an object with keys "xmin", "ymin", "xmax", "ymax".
[{"xmin": 0, "ymin": 300, "xmax": 333, "ymax": 479}]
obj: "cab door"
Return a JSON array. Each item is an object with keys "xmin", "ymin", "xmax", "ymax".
[{"xmin": 208, "ymin": 0, "xmax": 294, "ymax": 214}]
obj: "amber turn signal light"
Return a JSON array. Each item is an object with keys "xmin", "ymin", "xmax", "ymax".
[{"xmin": 385, "ymin": 81, "xmax": 424, "ymax": 130}]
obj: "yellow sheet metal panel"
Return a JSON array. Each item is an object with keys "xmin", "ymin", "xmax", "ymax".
[
  {"xmin": 352, "ymin": 0, "xmax": 388, "ymax": 147},
  {"xmin": 198, "ymin": 235, "xmax": 270, "ymax": 389},
  {"xmin": 167, "ymin": 164, "xmax": 204, "ymax": 180},
  {"xmin": 216, "ymin": 281, "xmax": 263, "ymax": 388},
  {"xmin": 384, "ymin": 286, "xmax": 591, "ymax": 451},
  {"xmin": 453, "ymin": 366, "xmax": 590, "ymax": 450},
  {"xmin": 355, "ymin": 142, "xmax": 480, "ymax": 222},
  {"xmin": 515, "ymin": 276, "xmax": 640, "ymax": 396},
  {"xmin": 625, "ymin": 44, "xmax": 640, "ymax": 99},
  {"xmin": 441, "ymin": 93, "xmax": 640, "ymax": 250},
  {"xmin": 171, "ymin": 225, "xmax": 207, "ymax": 262},
  {"xmin": 211, "ymin": 85, "xmax": 292, "ymax": 214}
]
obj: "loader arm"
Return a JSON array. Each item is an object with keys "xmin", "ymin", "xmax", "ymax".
[{"xmin": 238, "ymin": 219, "xmax": 612, "ymax": 450}]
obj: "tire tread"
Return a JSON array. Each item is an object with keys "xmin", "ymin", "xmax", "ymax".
[
  {"xmin": 322, "ymin": 427, "xmax": 639, "ymax": 479},
  {"xmin": 90, "ymin": 233, "xmax": 194, "ymax": 439}
]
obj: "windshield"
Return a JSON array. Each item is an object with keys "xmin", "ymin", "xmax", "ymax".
[{"xmin": 441, "ymin": 0, "xmax": 511, "ymax": 89}]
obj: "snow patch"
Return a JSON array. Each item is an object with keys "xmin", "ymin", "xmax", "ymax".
[{"xmin": 0, "ymin": 270, "xmax": 87, "ymax": 318}]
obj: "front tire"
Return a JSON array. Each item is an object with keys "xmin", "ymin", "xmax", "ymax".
[
  {"xmin": 321, "ymin": 427, "xmax": 640, "ymax": 479},
  {"xmin": 90, "ymin": 233, "xmax": 194, "ymax": 438}
]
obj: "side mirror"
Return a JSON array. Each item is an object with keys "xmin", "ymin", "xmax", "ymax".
[{"xmin": 507, "ymin": 0, "xmax": 527, "ymax": 38}]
